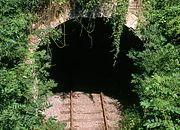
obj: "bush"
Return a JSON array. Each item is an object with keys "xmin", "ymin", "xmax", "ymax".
[
  {"xmin": 120, "ymin": 106, "xmax": 142, "ymax": 130},
  {"xmin": 127, "ymin": 0, "xmax": 180, "ymax": 129},
  {"xmin": 0, "ymin": 0, "xmax": 63, "ymax": 129}
]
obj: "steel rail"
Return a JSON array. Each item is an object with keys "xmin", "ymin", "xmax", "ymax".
[
  {"xmin": 100, "ymin": 92, "xmax": 108, "ymax": 130},
  {"xmin": 70, "ymin": 91, "xmax": 73, "ymax": 130}
]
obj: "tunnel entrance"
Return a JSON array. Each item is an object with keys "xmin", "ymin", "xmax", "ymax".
[{"xmin": 50, "ymin": 18, "xmax": 142, "ymax": 105}]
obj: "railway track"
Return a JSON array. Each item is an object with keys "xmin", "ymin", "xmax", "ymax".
[{"xmin": 45, "ymin": 91, "xmax": 121, "ymax": 130}]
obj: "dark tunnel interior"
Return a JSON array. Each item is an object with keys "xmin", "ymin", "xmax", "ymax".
[{"xmin": 49, "ymin": 18, "xmax": 142, "ymax": 105}]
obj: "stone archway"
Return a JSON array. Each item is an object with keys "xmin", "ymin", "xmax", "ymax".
[
  {"xmin": 28, "ymin": 0, "xmax": 142, "ymax": 98},
  {"xmin": 44, "ymin": 17, "xmax": 143, "ymax": 130}
]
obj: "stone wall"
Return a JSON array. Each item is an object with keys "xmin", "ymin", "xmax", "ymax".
[{"xmin": 32, "ymin": 0, "xmax": 141, "ymax": 30}]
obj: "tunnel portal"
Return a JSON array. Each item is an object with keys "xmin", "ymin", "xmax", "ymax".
[{"xmin": 50, "ymin": 18, "xmax": 142, "ymax": 104}]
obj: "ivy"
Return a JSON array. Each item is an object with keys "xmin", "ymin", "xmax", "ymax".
[
  {"xmin": 73, "ymin": 0, "xmax": 128, "ymax": 65},
  {"xmin": 109, "ymin": 0, "xmax": 128, "ymax": 65}
]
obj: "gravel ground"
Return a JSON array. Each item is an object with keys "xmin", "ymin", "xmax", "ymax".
[{"xmin": 44, "ymin": 92, "xmax": 122, "ymax": 130}]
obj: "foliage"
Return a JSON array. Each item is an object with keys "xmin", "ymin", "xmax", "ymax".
[
  {"xmin": 2, "ymin": 0, "xmax": 180, "ymax": 130},
  {"xmin": 127, "ymin": 0, "xmax": 180, "ymax": 129},
  {"xmin": 109, "ymin": 0, "xmax": 128, "ymax": 65},
  {"xmin": 0, "ymin": 0, "xmax": 64, "ymax": 129},
  {"xmin": 39, "ymin": 118, "xmax": 66, "ymax": 130},
  {"xmin": 120, "ymin": 106, "xmax": 142, "ymax": 130},
  {"xmin": 76, "ymin": 0, "xmax": 101, "ymax": 11}
]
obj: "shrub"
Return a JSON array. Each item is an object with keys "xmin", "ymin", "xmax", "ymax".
[
  {"xmin": 0, "ymin": 0, "xmax": 63, "ymax": 129},
  {"xmin": 127, "ymin": 0, "xmax": 180, "ymax": 129}
]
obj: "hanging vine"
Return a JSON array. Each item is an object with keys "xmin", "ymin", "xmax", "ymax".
[
  {"xmin": 74, "ymin": 0, "xmax": 128, "ymax": 65},
  {"xmin": 75, "ymin": 17, "xmax": 96, "ymax": 48},
  {"xmin": 109, "ymin": 0, "xmax": 128, "ymax": 65},
  {"xmin": 34, "ymin": 0, "xmax": 129, "ymax": 64}
]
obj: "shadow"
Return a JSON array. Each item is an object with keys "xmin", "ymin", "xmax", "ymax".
[
  {"xmin": 49, "ymin": 18, "xmax": 142, "ymax": 105},
  {"xmin": 112, "ymin": 26, "xmax": 143, "ymax": 105}
]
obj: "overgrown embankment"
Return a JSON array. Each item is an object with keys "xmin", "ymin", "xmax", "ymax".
[
  {"xmin": 0, "ymin": 1, "xmax": 62, "ymax": 129},
  {"xmin": 122, "ymin": 0, "xmax": 180, "ymax": 129}
]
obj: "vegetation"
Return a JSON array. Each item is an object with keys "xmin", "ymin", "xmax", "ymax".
[
  {"xmin": 0, "ymin": 0, "xmax": 63, "ymax": 129},
  {"xmin": 75, "ymin": 0, "xmax": 128, "ymax": 64},
  {"xmin": 125, "ymin": 0, "xmax": 180, "ymax": 129},
  {"xmin": 0, "ymin": 0, "xmax": 179, "ymax": 130},
  {"xmin": 109, "ymin": 0, "xmax": 128, "ymax": 65}
]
